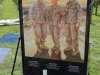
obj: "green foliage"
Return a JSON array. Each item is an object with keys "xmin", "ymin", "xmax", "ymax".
[
  {"xmin": 0, "ymin": 0, "xmax": 3, "ymax": 3},
  {"xmin": 92, "ymin": 0, "xmax": 100, "ymax": 15},
  {"xmin": 0, "ymin": 0, "xmax": 19, "ymax": 20},
  {"xmin": 13, "ymin": 0, "xmax": 18, "ymax": 5},
  {"xmin": 92, "ymin": 0, "xmax": 100, "ymax": 7},
  {"xmin": 92, "ymin": 6, "xmax": 100, "ymax": 22}
]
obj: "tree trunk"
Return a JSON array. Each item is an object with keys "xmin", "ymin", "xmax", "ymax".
[{"xmin": 95, "ymin": 0, "xmax": 98, "ymax": 15}]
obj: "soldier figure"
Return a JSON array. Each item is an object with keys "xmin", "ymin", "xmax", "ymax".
[
  {"xmin": 64, "ymin": 0, "xmax": 82, "ymax": 56},
  {"xmin": 46, "ymin": 0, "xmax": 65, "ymax": 54},
  {"xmin": 29, "ymin": 0, "xmax": 49, "ymax": 53}
]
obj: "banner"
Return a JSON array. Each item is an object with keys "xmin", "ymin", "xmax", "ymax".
[{"xmin": 19, "ymin": 0, "xmax": 91, "ymax": 75}]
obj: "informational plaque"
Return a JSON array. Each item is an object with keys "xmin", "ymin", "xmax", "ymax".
[{"xmin": 19, "ymin": 0, "xmax": 91, "ymax": 75}]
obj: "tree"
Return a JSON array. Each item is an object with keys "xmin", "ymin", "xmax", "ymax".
[
  {"xmin": 0, "ymin": 0, "xmax": 3, "ymax": 3},
  {"xmin": 13, "ymin": 0, "xmax": 18, "ymax": 5},
  {"xmin": 92, "ymin": 0, "xmax": 100, "ymax": 15}
]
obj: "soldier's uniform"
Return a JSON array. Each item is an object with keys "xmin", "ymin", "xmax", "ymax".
[
  {"xmin": 46, "ymin": 5, "xmax": 65, "ymax": 54},
  {"xmin": 29, "ymin": 2, "xmax": 48, "ymax": 53},
  {"xmin": 64, "ymin": 0, "xmax": 82, "ymax": 56}
]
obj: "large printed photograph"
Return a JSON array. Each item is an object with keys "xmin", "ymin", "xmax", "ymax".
[{"xmin": 22, "ymin": 0, "xmax": 87, "ymax": 63}]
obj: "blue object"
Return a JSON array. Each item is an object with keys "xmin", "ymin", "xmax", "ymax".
[
  {"xmin": 0, "ymin": 34, "xmax": 20, "ymax": 43},
  {"xmin": 0, "ymin": 48, "xmax": 11, "ymax": 63}
]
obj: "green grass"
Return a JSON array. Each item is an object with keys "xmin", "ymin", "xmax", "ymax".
[
  {"xmin": 0, "ymin": 25, "xmax": 22, "ymax": 75},
  {"xmin": 0, "ymin": 0, "xmax": 19, "ymax": 20},
  {"xmin": 0, "ymin": 43, "xmax": 22, "ymax": 75},
  {"xmin": 90, "ymin": 23, "xmax": 100, "ymax": 38},
  {"xmin": 0, "ymin": 0, "xmax": 21, "ymax": 74},
  {"xmin": 89, "ymin": 23, "xmax": 100, "ymax": 75},
  {"xmin": 92, "ymin": 15, "xmax": 100, "ymax": 23},
  {"xmin": 89, "ymin": 7, "xmax": 100, "ymax": 74},
  {"xmin": 0, "ymin": 25, "xmax": 20, "ymax": 38}
]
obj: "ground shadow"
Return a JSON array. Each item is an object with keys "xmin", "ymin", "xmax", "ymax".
[
  {"xmin": 33, "ymin": 49, "xmax": 51, "ymax": 59},
  {"xmin": 64, "ymin": 50, "xmax": 84, "ymax": 63},
  {"xmin": 51, "ymin": 50, "xmax": 62, "ymax": 60},
  {"xmin": 91, "ymin": 23, "xmax": 98, "ymax": 26},
  {"xmin": 33, "ymin": 49, "xmax": 84, "ymax": 62}
]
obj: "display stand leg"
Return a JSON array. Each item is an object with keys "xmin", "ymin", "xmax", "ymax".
[{"xmin": 11, "ymin": 37, "xmax": 21, "ymax": 75}]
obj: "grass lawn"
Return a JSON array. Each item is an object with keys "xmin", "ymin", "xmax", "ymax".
[
  {"xmin": 89, "ymin": 23, "xmax": 100, "ymax": 75},
  {"xmin": 0, "ymin": 25, "xmax": 20, "ymax": 74},
  {"xmin": 0, "ymin": 0, "xmax": 19, "ymax": 20},
  {"xmin": 88, "ymin": 7, "xmax": 100, "ymax": 75},
  {"xmin": 0, "ymin": 23, "xmax": 100, "ymax": 75},
  {"xmin": 0, "ymin": 25, "xmax": 22, "ymax": 75},
  {"xmin": 0, "ymin": 25, "xmax": 20, "ymax": 37},
  {"xmin": 0, "ymin": 0, "xmax": 21, "ymax": 74},
  {"xmin": 0, "ymin": 43, "xmax": 22, "ymax": 75}
]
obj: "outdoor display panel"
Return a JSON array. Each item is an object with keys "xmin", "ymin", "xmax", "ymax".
[{"xmin": 19, "ymin": 0, "xmax": 91, "ymax": 75}]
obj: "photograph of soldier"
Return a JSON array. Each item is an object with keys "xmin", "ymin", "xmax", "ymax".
[
  {"xmin": 64, "ymin": 0, "xmax": 82, "ymax": 56},
  {"xmin": 29, "ymin": 0, "xmax": 49, "ymax": 53},
  {"xmin": 22, "ymin": 0, "xmax": 87, "ymax": 63},
  {"xmin": 46, "ymin": 0, "xmax": 65, "ymax": 56}
]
